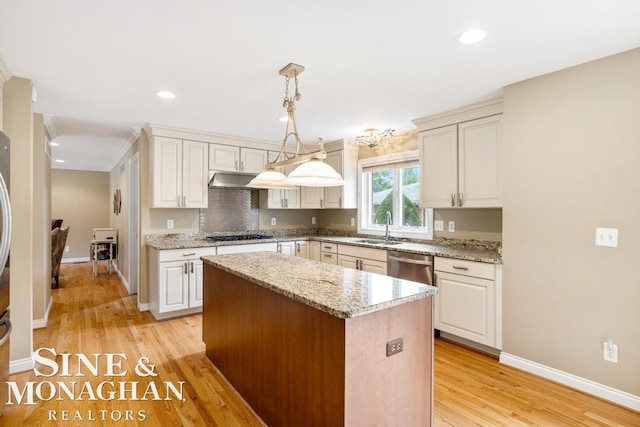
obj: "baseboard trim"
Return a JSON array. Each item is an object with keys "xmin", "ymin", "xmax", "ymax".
[
  {"xmin": 113, "ymin": 262, "xmax": 130, "ymax": 294},
  {"xmin": 500, "ymin": 352, "xmax": 640, "ymax": 411},
  {"xmin": 138, "ymin": 302, "xmax": 150, "ymax": 312},
  {"xmin": 10, "ymin": 356, "xmax": 34, "ymax": 374},
  {"xmin": 32, "ymin": 296, "xmax": 53, "ymax": 329},
  {"xmin": 61, "ymin": 257, "xmax": 90, "ymax": 264}
]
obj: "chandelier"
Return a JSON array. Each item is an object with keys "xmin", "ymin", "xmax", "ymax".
[
  {"xmin": 246, "ymin": 63, "xmax": 344, "ymax": 189},
  {"xmin": 352, "ymin": 128, "xmax": 396, "ymax": 148}
]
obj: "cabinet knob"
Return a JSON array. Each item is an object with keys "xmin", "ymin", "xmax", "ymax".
[
  {"xmin": 451, "ymin": 193, "xmax": 455, "ymax": 207},
  {"xmin": 459, "ymin": 193, "xmax": 463, "ymax": 207}
]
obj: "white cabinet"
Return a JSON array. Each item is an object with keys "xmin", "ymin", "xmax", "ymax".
[
  {"xmin": 320, "ymin": 242, "xmax": 338, "ymax": 265},
  {"xmin": 300, "ymin": 143, "xmax": 358, "ymax": 209},
  {"xmin": 148, "ymin": 247, "xmax": 216, "ymax": 320},
  {"xmin": 415, "ymin": 98, "xmax": 503, "ymax": 208},
  {"xmin": 309, "ymin": 241, "xmax": 321, "ymax": 261},
  {"xmin": 434, "ymin": 257, "xmax": 502, "ymax": 349},
  {"xmin": 150, "ymin": 136, "xmax": 208, "ymax": 208},
  {"xmin": 295, "ymin": 240, "xmax": 310, "ymax": 259},
  {"xmin": 337, "ymin": 245, "xmax": 387, "ymax": 275},
  {"xmin": 216, "ymin": 242, "xmax": 278, "ymax": 254},
  {"xmin": 209, "ymin": 144, "xmax": 267, "ymax": 174},
  {"xmin": 277, "ymin": 241, "xmax": 296, "ymax": 256}
]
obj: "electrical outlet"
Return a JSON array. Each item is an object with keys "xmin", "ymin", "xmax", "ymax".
[
  {"xmin": 271, "ymin": 217, "xmax": 277, "ymax": 226},
  {"xmin": 65, "ymin": 246, "xmax": 70, "ymax": 253},
  {"xmin": 434, "ymin": 220, "xmax": 444, "ymax": 231},
  {"xmin": 311, "ymin": 216, "xmax": 316, "ymax": 225},
  {"xmin": 350, "ymin": 217, "xmax": 355, "ymax": 226},
  {"xmin": 386, "ymin": 338, "xmax": 403, "ymax": 357},
  {"xmin": 603, "ymin": 340, "xmax": 618, "ymax": 363},
  {"xmin": 448, "ymin": 221, "xmax": 455, "ymax": 232},
  {"xmin": 595, "ymin": 227, "xmax": 618, "ymax": 247},
  {"xmin": 167, "ymin": 219, "xmax": 174, "ymax": 229}
]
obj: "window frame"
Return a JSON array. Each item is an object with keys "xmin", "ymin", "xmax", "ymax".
[{"xmin": 357, "ymin": 150, "xmax": 433, "ymax": 240}]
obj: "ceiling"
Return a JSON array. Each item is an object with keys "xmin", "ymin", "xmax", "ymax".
[{"xmin": 1, "ymin": 1, "xmax": 639, "ymax": 171}]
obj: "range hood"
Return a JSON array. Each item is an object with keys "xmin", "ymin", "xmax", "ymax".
[{"xmin": 208, "ymin": 171, "xmax": 257, "ymax": 189}]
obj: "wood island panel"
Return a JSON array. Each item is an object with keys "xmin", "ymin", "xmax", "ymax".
[{"xmin": 203, "ymin": 263, "xmax": 433, "ymax": 426}]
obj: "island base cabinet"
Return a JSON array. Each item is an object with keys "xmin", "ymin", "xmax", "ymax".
[{"xmin": 203, "ymin": 264, "xmax": 433, "ymax": 427}]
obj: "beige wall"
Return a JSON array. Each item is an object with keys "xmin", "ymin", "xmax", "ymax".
[
  {"xmin": 51, "ymin": 169, "xmax": 110, "ymax": 260},
  {"xmin": 259, "ymin": 209, "xmax": 318, "ymax": 231},
  {"xmin": 4, "ymin": 76, "xmax": 34, "ymax": 366},
  {"xmin": 502, "ymin": 48, "xmax": 640, "ymax": 395},
  {"xmin": 32, "ymin": 113, "xmax": 51, "ymax": 324},
  {"xmin": 317, "ymin": 208, "xmax": 357, "ymax": 232}
]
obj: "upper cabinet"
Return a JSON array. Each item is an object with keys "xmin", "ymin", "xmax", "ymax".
[
  {"xmin": 150, "ymin": 136, "xmax": 208, "ymax": 208},
  {"xmin": 260, "ymin": 151, "xmax": 300, "ymax": 209},
  {"xmin": 300, "ymin": 142, "xmax": 358, "ymax": 209},
  {"xmin": 414, "ymin": 98, "xmax": 503, "ymax": 208},
  {"xmin": 209, "ymin": 144, "xmax": 266, "ymax": 174}
]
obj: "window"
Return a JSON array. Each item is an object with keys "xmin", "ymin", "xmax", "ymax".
[{"xmin": 358, "ymin": 151, "xmax": 433, "ymax": 239}]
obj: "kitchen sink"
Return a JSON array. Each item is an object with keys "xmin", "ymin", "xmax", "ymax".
[{"xmin": 355, "ymin": 239, "xmax": 402, "ymax": 246}]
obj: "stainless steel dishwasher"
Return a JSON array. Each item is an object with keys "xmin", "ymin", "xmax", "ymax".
[{"xmin": 386, "ymin": 251, "xmax": 434, "ymax": 285}]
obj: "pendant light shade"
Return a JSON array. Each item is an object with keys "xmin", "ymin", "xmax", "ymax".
[
  {"xmin": 246, "ymin": 169, "xmax": 297, "ymax": 189},
  {"xmin": 284, "ymin": 160, "xmax": 344, "ymax": 187}
]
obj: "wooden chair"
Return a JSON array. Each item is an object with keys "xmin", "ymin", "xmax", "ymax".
[{"xmin": 51, "ymin": 226, "xmax": 70, "ymax": 288}]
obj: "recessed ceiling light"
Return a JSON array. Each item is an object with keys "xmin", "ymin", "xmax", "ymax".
[
  {"xmin": 55, "ymin": 159, "xmax": 65, "ymax": 163},
  {"xmin": 458, "ymin": 29, "xmax": 487, "ymax": 44},
  {"xmin": 49, "ymin": 141, "xmax": 60, "ymax": 146},
  {"xmin": 155, "ymin": 90, "xmax": 176, "ymax": 99}
]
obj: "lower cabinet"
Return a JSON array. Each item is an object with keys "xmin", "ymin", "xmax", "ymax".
[
  {"xmin": 295, "ymin": 240, "xmax": 310, "ymax": 259},
  {"xmin": 309, "ymin": 241, "xmax": 321, "ymax": 261},
  {"xmin": 337, "ymin": 245, "xmax": 387, "ymax": 275},
  {"xmin": 149, "ymin": 247, "xmax": 215, "ymax": 320},
  {"xmin": 434, "ymin": 257, "xmax": 502, "ymax": 349},
  {"xmin": 320, "ymin": 242, "xmax": 338, "ymax": 265},
  {"xmin": 277, "ymin": 241, "xmax": 296, "ymax": 256}
]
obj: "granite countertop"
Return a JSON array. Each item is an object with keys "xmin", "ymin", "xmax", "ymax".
[
  {"xmin": 146, "ymin": 233, "xmax": 502, "ymax": 264},
  {"xmin": 202, "ymin": 252, "xmax": 438, "ymax": 319}
]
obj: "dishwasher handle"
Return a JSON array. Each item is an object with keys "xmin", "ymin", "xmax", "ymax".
[{"xmin": 387, "ymin": 255, "xmax": 432, "ymax": 266}]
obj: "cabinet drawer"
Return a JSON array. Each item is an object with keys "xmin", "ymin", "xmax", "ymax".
[
  {"xmin": 434, "ymin": 257, "xmax": 495, "ymax": 280},
  {"xmin": 321, "ymin": 252, "xmax": 338, "ymax": 265},
  {"xmin": 338, "ymin": 244, "xmax": 386, "ymax": 262},
  {"xmin": 216, "ymin": 242, "xmax": 278, "ymax": 255},
  {"xmin": 158, "ymin": 247, "xmax": 217, "ymax": 262},
  {"xmin": 319, "ymin": 242, "xmax": 337, "ymax": 254}
]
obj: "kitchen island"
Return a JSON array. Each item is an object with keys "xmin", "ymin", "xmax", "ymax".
[{"xmin": 202, "ymin": 252, "xmax": 438, "ymax": 426}]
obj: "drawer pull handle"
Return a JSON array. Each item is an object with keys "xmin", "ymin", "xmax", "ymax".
[
  {"xmin": 453, "ymin": 265, "xmax": 469, "ymax": 270},
  {"xmin": 183, "ymin": 252, "xmax": 196, "ymax": 256},
  {"xmin": 323, "ymin": 254, "xmax": 333, "ymax": 257},
  {"xmin": 323, "ymin": 246, "xmax": 332, "ymax": 250}
]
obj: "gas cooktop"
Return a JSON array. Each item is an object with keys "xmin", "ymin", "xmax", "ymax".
[{"xmin": 205, "ymin": 234, "xmax": 274, "ymax": 242}]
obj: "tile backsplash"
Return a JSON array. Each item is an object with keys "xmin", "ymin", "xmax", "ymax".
[{"xmin": 200, "ymin": 188, "xmax": 259, "ymax": 233}]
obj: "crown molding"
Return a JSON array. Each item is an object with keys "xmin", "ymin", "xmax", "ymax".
[
  {"xmin": 105, "ymin": 127, "xmax": 141, "ymax": 172},
  {"xmin": 43, "ymin": 114, "xmax": 62, "ymax": 140},
  {"xmin": 0, "ymin": 55, "xmax": 10, "ymax": 83}
]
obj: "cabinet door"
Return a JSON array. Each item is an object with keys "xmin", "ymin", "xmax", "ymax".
[
  {"xmin": 151, "ymin": 136, "xmax": 182, "ymax": 208},
  {"xmin": 301, "ymin": 186, "xmax": 324, "ymax": 208},
  {"xmin": 419, "ymin": 125, "xmax": 458, "ymax": 208},
  {"xmin": 458, "ymin": 116, "xmax": 502, "ymax": 207},
  {"xmin": 337, "ymin": 254, "xmax": 358, "ymax": 270},
  {"xmin": 324, "ymin": 151, "xmax": 343, "ymax": 208},
  {"xmin": 159, "ymin": 261, "xmax": 189, "ymax": 313},
  {"xmin": 240, "ymin": 148, "xmax": 267, "ymax": 173},
  {"xmin": 309, "ymin": 242, "xmax": 321, "ymax": 261},
  {"xmin": 182, "ymin": 140, "xmax": 208, "ymax": 208},
  {"xmin": 189, "ymin": 260, "xmax": 203, "ymax": 308},
  {"xmin": 209, "ymin": 144, "xmax": 239, "ymax": 172},
  {"xmin": 360, "ymin": 258, "xmax": 387, "ymax": 275},
  {"xmin": 295, "ymin": 241, "xmax": 310, "ymax": 259},
  {"xmin": 434, "ymin": 271, "xmax": 495, "ymax": 346},
  {"xmin": 278, "ymin": 241, "xmax": 295, "ymax": 256}
]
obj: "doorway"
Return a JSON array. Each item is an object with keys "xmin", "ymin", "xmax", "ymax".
[{"xmin": 128, "ymin": 153, "xmax": 139, "ymax": 296}]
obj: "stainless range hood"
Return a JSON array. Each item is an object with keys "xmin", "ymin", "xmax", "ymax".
[{"xmin": 208, "ymin": 171, "xmax": 257, "ymax": 189}]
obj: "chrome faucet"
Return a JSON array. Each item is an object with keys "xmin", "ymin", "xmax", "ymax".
[{"xmin": 385, "ymin": 211, "xmax": 392, "ymax": 241}]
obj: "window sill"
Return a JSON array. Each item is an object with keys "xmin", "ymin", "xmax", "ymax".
[{"xmin": 357, "ymin": 226, "xmax": 433, "ymax": 241}]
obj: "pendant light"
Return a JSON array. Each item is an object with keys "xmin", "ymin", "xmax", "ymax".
[{"xmin": 246, "ymin": 63, "xmax": 344, "ymax": 189}]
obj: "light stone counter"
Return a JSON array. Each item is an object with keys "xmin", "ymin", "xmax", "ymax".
[
  {"xmin": 201, "ymin": 251, "xmax": 437, "ymax": 319},
  {"xmin": 147, "ymin": 233, "xmax": 501, "ymax": 263}
]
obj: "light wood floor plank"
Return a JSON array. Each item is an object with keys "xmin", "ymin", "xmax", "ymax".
[{"xmin": 3, "ymin": 262, "xmax": 639, "ymax": 426}]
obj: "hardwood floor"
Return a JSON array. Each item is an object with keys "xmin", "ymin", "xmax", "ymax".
[{"xmin": 4, "ymin": 262, "xmax": 639, "ymax": 426}]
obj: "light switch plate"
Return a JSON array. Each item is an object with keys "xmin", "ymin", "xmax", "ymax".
[
  {"xmin": 434, "ymin": 220, "xmax": 444, "ymax": 231},
  {"xmin": 595, "ymin": 227, "xmax": 618, "ymax": 247},
  {"xmin": 167, "ymin": 219, "xmax": 174, "ymax": 229},
  {"xmin": 311, "ymin": 216, "xmax": 316, "ymax": 225},
  {"xmin": 350, "ymin": 218, "xmax": 355, "ymax": 226},
  {"xmin": 448, "ymin": 221, "xmax": 455, "ymax": 232},
  {"xmin": 271, "ymin": 217, "xmax": 277, "ymax": 226}
]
